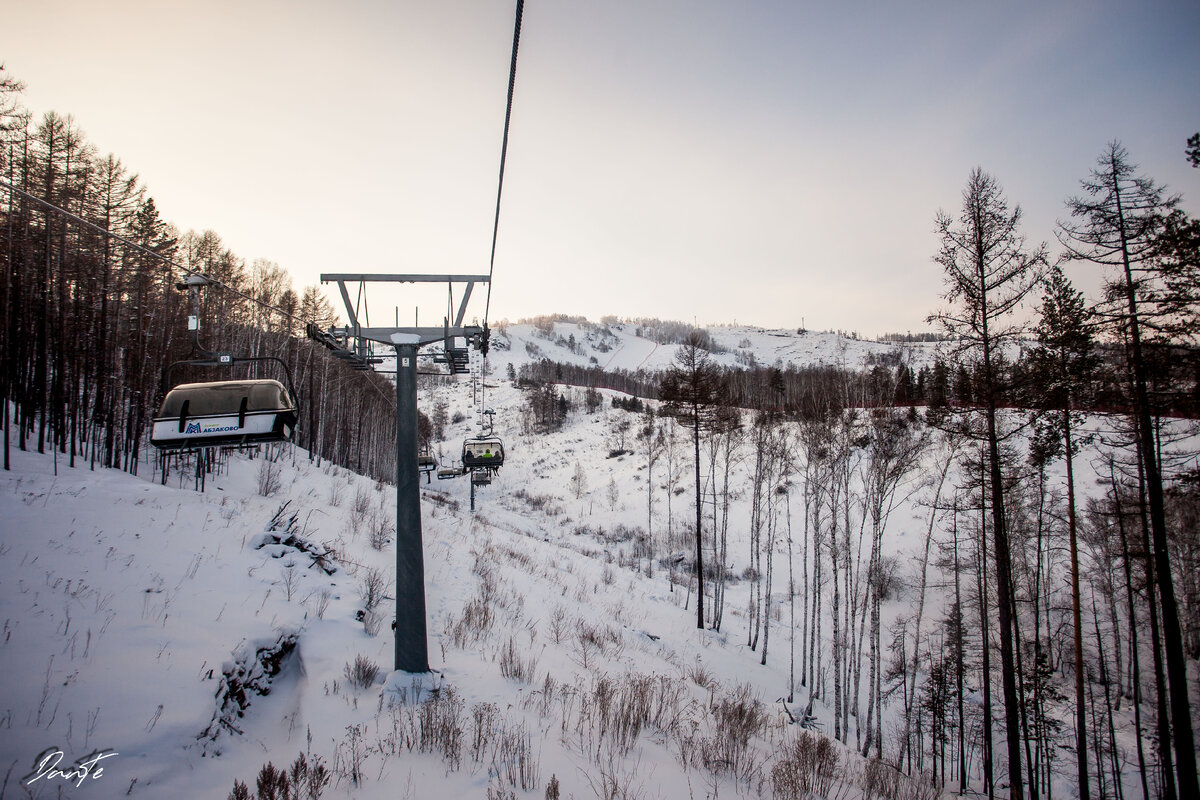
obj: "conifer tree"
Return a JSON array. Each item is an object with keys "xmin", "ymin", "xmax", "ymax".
[
  {"xmin": 928, "ymin": 168, "xmax": 1047, "ymax": 800},
  {"xmin": 659, "ymin": 330, "xmax": 726, "ymax": 629},
  {"xmin": 299, "ymin": 285, "xmax": 339, "ymax": 331},
  {"xmin": 1027, "ymin": 265, "xmax": 1097, "ymax": 800}
]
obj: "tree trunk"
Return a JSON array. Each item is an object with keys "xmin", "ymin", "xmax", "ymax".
[
  {"xmin": 1064, "ymin": 415, "xmax": 1090, "ymax": 800},
  {"xmin": 692, "ymin": 408, "xmax": 703, "ymax": 629}
]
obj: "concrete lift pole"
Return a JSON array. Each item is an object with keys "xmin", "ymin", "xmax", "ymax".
[{"xmin": 321, "ymin": 273, "xmax": 488, "ymax": 673}]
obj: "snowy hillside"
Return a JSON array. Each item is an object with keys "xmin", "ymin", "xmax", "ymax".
[
  {"xmin": 0, "ymin": 357, "xmax": 1189, "ymax": 799},
  {"xmin": 482, "ymin": 320, "xmax": 941, "ymax": 378},
  {"xmin": 0, "ymin": 375, "xmax": 942, "ymax": 799}
]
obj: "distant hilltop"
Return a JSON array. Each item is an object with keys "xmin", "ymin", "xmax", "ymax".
[{"xmin": 486, "ymin": 317, "xmax": 946, "ymax": 377}]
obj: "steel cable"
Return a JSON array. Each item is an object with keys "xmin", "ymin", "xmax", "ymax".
[{"xmin": 483, "ymin": 0, "xmax": 524, "ymax": 329}]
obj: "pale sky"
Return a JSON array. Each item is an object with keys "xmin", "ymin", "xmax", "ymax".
[{"xmin": 4, "ymin": 1, "xmax": 1199, "ymax": 336}]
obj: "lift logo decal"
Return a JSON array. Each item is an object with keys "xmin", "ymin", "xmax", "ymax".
[{"xmin": 183, "ymin": 421, "xmax": 241, "ymax": 435}]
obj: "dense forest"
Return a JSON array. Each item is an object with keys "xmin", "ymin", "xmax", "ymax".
[{"xmin": 0, "ymin": 69, "xmax": 402, "ymax": 485}]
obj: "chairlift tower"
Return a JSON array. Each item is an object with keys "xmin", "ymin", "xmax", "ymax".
[{"xmin": 321, "ymin": 273, "xmax": 489, "ymax": 674}]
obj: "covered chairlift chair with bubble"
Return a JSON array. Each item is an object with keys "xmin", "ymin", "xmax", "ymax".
[
  {"xmin": 151, "ymin": 378, "xmax": 297, "ymax": 451},
  {"xmin": 150, "ymin": 275, "xmax": 299, "ymax": 453}
]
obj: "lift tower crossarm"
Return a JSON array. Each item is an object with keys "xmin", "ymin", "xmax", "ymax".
[
  {"xmin": 320, "ymin": 273, "xmax": 490, "ymax": 283},
  {"xmin": 334, "ymin": 282, "xmax": 359, "ymax": 331},
  {"xmin": 321, "ymin": 273, "xmax": 490, "ymax": 341}
]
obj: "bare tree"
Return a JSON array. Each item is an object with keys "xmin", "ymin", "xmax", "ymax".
[
  {"xmin": 1058, "ymin": 142, "xmax": 1198, "ymax": 800},
  {"xmin": 860, "ymin": 408, "xmax": 927, "ymax": 759},
  {"xmin": 928, "ymin": 167, "xmax": 1047, "ymax": 800},
  {"xmin": 659, "ymin": 331, "xmax": 727, "ymax": 629},
  {"xmin": 639, "ymin": 409, "xmax": 662, "ymax": 576},
  {"xmin": 571, "ymin": 460, "xmax": 587, "ymax": 499}
]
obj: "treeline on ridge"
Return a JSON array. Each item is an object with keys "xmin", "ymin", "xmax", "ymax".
[{"xmin": 515, "ymin": 344, "xmax": 1200, "ymax": 420}]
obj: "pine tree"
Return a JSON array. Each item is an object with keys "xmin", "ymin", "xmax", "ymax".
[
  {"xmin": 659, "ymin": 330, "xmax": 726, "ymax": 629},
  {"xmin": 1027, "ymin": 265, "xmax": 1098, "ymax": 800}
]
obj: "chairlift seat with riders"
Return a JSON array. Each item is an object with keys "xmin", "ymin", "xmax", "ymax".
[
  {"xmin": 151, "ymin": 379, "xmax": 297, "ymax": 451},
  {"xmin": 462, "ymin": 435, "xmax": 504, "ymax": 470}
]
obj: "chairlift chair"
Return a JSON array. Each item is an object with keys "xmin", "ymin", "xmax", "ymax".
[
  {"xmin": 153, "ymin": 275, "xmax": 299, "ymax": 453},
  {"xmin": 471, "ymin": 469, "xmax": 492, "ymax": 486},
  {"xmin": 461, "ymin": 435, "xmax": 504, "ymax": 470},
  {"xmin": 151, "ymin": 379, "xmax": 297, "ymax": 451}
]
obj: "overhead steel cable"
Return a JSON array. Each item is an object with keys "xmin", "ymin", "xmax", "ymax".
[{"xmin": 483, "ymin": 0, "xmax": 524, "ymax": 329}]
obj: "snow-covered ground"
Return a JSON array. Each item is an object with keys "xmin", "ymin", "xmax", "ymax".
[
  {"xmin": 0, "ymin": 340, "xmax": 1187, "ymax": 798},
  {"xmin": 0, "ymin": 374, "xmax": 927, "ymax": 798}
]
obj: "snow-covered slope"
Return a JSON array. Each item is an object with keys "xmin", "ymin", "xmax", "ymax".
[
  {"xmin": 0, "ymin": 379, "xmax": 940, "ymax": 799},
  {"xmin": 485, "ymin": 320, "xmax": 940, "ymax": 378},
  {"xmin": 0, "ymin": 345, "xmax": 1176, "ymax": 799}
]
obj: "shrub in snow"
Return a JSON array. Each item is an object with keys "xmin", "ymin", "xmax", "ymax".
[
  {"xmin": 227, "ymin": 752, "xmax": 329, "ymax": 800},
  {"xmin": 498, "ymin": 636, "xmax": 538, "ymax": 683},
  {"xmin": 256, "ymin": 458, "xmax": 282, "ymax": 497},
  {"xmin": 548, "ymin": 605, "xmax": 568, "ymax": 644},
  {"xmin": 357, "ymin": 567, "xmax": 387, "ymax": 615},
  {"xmin": 469, "ymin": 701, "xmax": 500, "ymax": 764},
  {"xmin": 701, "ymin": 683, "xmax": 770, "ymax": 779},
  {"xmin": 251, "ymin": 503, "xmax": 338, "ymax": 576},
  {"xmin": 445, "ymin": 593, "xmax": 495, "ymax": 648},
  {"xmin": 307, "ymin": 588, "xmax": 331, "ymax": 620},
  {"xmin": 344, "ymin": 654, "xmax": 380, "ymax": 690},
  {"xmin": 280, "ymin": 559, "xmax": 299, "ymax": 600},
  {"xmin": 377, "ymin": 687, "xmax": 467, "ymax": 770},
  {"xmin": 492, "ymin": 719, "xmax": 539, "ymax": 792},
  {"xmin": 328, "ymin": 479, "xmax": 344, "ymax": 507},
  {"xmin": 200, "ymin": 632, "xmax": 299, "ymax": 753},
  {"xmin": 334, "ymin": 723, "xmax": 366, "ymax": 788},
  {"xmin": 770, "ymin": 731, "xmax": 839, "ymax": 799},
  {"xmin": 366, "ymin": 508, "xmax": 394, "ymax": 550}
]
